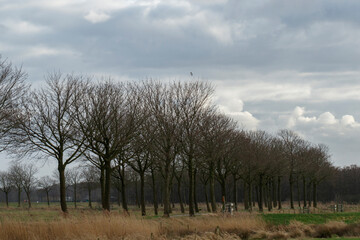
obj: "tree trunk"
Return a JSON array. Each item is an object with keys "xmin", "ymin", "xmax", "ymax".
[
  {"xmin": 252, "ymin": 184, "xmax": 256, "ymax": 207},
  {"xmin": 289, "ymin": 173, "xmax": 294, "ymax": 209},
  {"xmin": 74, "ymin": 183, "xmax": 77, "ymax": 209},
  {"xmin": 307, "ymin": 182, "xmax": 312, "ymax": 207},
  {"xmin": 5, "ymin": 192, "xmax": 9, "ymax": 207},
  {"xmin": 100, "ymin": 167, "xmax": 105, "ymax": 207},
  {"xmin": 135, "ymin": 178, "xmax": 140, "ymax": 208},
  {"xmin": 233, "ymin": 175, "xmax": 238, "ymax": 211},
  {"xmin": 244, "ymin": 181, "xmax": 249, "ymax": 210},
  {"xmin": 297, "ymin": 176, "xmax": 301, "ymax": 208},
  {"xmin": 163, "ymin": 166, "xmax": 171, "ymax": 217},
  {"xmin": 88, "ymin": 187, "xmax": 92, "ymax": 208},
  {"xmin": 46, "ymin": 191, "xmax": 50, "ymax": 206},
  {"xmin": 151, "ymin": 168, "xmax": 158, "ymax": 215},
  {"xmin": 58, "ymin": 164, "xmax": 67, "ymax": 213},
  {"xmin": 17, "ymin": 187, "xmax": 21, "ymax": 207},
  {"xmin": 204, "ymin": 184, "xmax": 211, "ymax": 212},
  {"xmin": 26, "ymin": 192, "xmax": 31, "ymax": 208},
  {"xmin": 248, "ymin": 182, "xmax": 253, "ymax": 211},
  {"xmin": 302, "ymin": 176, "xmax": 306, "ymax": 207},
  {"xmin": 194, "ymin": 171, "xmax": 199, "ymax": 213},
  {"xmin": 177, "ymin": 178, "xmax": 185, "ymax": 213},
  {"xmin": 209, "ymin": 169, "xmax": 217, "ymax": 212},
  {"xmin": 272, "ymin": 178, "xmax": 277, "ymax": 208},
  {"xmin": 121, "ymin": 173, "xmax": 128, "ymax": 212},
  {"xmin": 258, "ymin": 175, "xmax": 263, "ymax": 212},
  {"xmin": 103, "ymin": 160, "xmax": 111, "ymax": 211},
  {"xmin": 277, "ymin": 176, "xmax": 282, "ymax": 210},
  {"xmin": 313, "ymin": 181, "xmax": 317, "ymax": 208},
  {"xmin": 188, "ymin": 158, "xmax": 195, "ymax": 217},
  {"xmin": 264, "ymin": 181, "xmax": 268, "ymax": 208},
  {"xmin": 267, "ymin": 181, "xmax": 272, "ymax": 211},
  {"xmin": 140, "ymin": 171, "xmax": 146, "ymax": 216}
]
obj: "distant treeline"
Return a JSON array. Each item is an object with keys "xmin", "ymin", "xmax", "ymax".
[{"xmin": 0, "ymin": 55, "xmax": 358, "ymax": 217}]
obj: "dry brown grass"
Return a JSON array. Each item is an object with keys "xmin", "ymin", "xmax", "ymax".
[
  {"xmin": 0, "ymin": 212, "xmax": 264, "ymax": 240},
  {"xmin": 0, "ymin": 211, "xmax": 359, "ymax": 240}
]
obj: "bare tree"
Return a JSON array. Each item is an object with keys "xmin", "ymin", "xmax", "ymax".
[
  {"xmin": 21, "ymin": 163, "xmax": 38, "ymax": 208},
  {"xmin": 80, "ymin": 165, "xmax": 98, "ymax": 208},
  {"xmin": 0, "ymin": 56, "xmax": 28, "ymax": 152},
  {"xmin": 198, "ymin": 112, "xmax": 237, "ymax": 212},
  {"xmin": 174, "ymin": 81, "xmax": 214, "ymax": 216},
  {"xmin": 112, "ymin": 158, "xmax": 129, "ymax": 213},
  {"xmin": 0, "ymin": 171, "xmax": 12, "ymax": 207},
  {"xmin": 67, "ymin": 168, "xmax": 82, "ymax": 208},
  {"xmin": 8, "ymin": 73, "xmax": 86, "ymax": 213},
  {"xmin": 307, "ymin": 144, "xmax": 333, "ymax": 207},
  {"xmin": 143, "ymin": 81, "xmax": 181, "ymax": 217},
  {"xmin": 38, "ymin": 176, "xmax": 55, "ymax": 207},
  {"xmin": 76, "ymin": 81, "xmax": 143, "ymax": 211},
  {"xmin": 278, "ymin": 129, "xmax": 303, "ymax": 209},
  {"xmin": 9, "ymin": 163, "xmax": 24, "ymax": 207}
]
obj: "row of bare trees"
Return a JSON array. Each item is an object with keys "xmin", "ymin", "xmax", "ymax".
[
  {"xmin": 0, "ymin": 56, "xmax": 334, "ymax": 217},
  {"xmin": 0, "ymin": 163, "xmax": 99, "ymax": 208}
]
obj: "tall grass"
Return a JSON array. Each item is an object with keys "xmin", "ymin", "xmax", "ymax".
[
  {"xmin": 0, "ymin": 212, "xmax": 263, "ymax": 240},
  {"xmin": 0, "ymin": 211, "xmax": 359, "ymax": 239}
]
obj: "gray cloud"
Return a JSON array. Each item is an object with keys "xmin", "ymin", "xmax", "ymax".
[{"xmin": 1, "ymin": 0, "xmax": 360, "ymax": 171}]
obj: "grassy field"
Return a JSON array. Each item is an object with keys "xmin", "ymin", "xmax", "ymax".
[
  {"xmin": 0, "ymin": 202, "xmax": 359, "ymax": 239},
  {"xmin": 263, "ymin": 212, "xmax": 360, "ymax": 225}
]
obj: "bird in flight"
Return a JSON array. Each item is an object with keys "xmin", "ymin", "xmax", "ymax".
[{"xmin": 190, "ymin": 72, "xmax": 193, "ymax": 76}]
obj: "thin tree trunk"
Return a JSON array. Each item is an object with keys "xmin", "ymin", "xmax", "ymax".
[
  {"xmin": 252, "ymin": 184, "xmax": 256, "ymax": 207},
  {"xmin": 121, "ymin": 173, "xmax": 128, "ymax": 212},
  {"xmin": 5, "ymin": 192, "xmax": 9, "ymax": 207},
  {"xmin": 204, "ymin": 184, "xmax": 211, "ymax": 212},
  {"xmin": 277, "ymin": 176, "xmax": 282, "ymax": 210},
  {"xmin": 303, "ymin": 176, "xmax": 306, "ymax": 207},
  {"xmin": 177, "ymin": 178, "xmax": 185, "ymax": 213},
  {"xmin": 249, "ymin": 182, "xmax": 253, "ymax": 211},
  {"xmin": 272, "ymin": 178, "xmax": 277, "ymax": 208},
  {"xmin": 267, "ymin": 181, "xmax": 272, "ymax": 211},
  {"xmin": 135, "ymin": 178, "xmax": 140, "ymax": 208},
  {"xmin": 188, "ymin": 158, "xmax": 195, "ymax": 216},
  {"xmin": 140, "ymin": 172, "xmax": 146, "ymax": 216},
  {"xmin": 258, "ymin": 175, "xmax": 263, "ymax": 212},
  {"xmin": 100, "ymin": 167, "xmax": 105, "ymax": 207},
  {"xmin": 103, "ymin": 160, "xmax": 111, "ymax": 211},
  {"xmin": 46, "ymin": 191, "xmax": 50, "ymax": 206},
  {"xmin": 289, "ymin": 173, "xmax": 294, "ymax": 209},
  {"xmin": 17, "ymin": 187, "xmax": 21, "ymax": 207},
  {"xmin": 233, "ymin": 175, "xmax": 238, "ymax": 211},
  {"xmin": 58, "ymin": 164, "xmax": 67, "ymax": 213},
  {"xmin": 163, "ymin": 168, "xmax": 171, "ymax": 217},
  {"xmin": 194, "ymin": 170, "xmax": 199, "ymax": 213},
  {"xmin": 307, "ymin": 182, "xmax": 312, "ymax": 207},
  {"xmin": 26, "ymin": 192, "xmax": 31, "ymax": 208},
  {"xmin": 209, "ymin": 169, "xmax": 217, "ymax": 212},
  {"xmin": 264, "ymin": 181, "xmax": 268, "ymax": 209},
  {"xmin": 313, "ymin": 182, "xmax": 317, "ymax": 208},
  {"xmin": 151, "ymin": 168, "xmax": 158, "ymax": 215},
  {"xmin": 244, "ymin": 181, "xmax": 249, "ymax": 210},
  {"xmin": 74, "ymin": 183, "xmax": 77, "ymax": 209},
  {"xmin": 297, "ymin": 176, "xmax": 301, "ymax": 208},
  {"xmin": 88, "ymin": 187, "xmax": 92, "ymax": 208}
]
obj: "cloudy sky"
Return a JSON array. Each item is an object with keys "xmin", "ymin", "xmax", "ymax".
[{"xmin": 1, "ymin": 0, "xmax": 360, "ymax": 173}]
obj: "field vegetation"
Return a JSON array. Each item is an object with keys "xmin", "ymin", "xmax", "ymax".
[{"xmin": 0, "ymin": 203, "xmax": 359, "ymax": 239}]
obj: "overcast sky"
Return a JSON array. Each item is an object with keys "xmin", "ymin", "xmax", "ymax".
[{"xmin": 1, "ymin": 0, "xmax": 360, "ymax": 175}]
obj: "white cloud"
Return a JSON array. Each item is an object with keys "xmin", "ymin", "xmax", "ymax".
[
  {"xmin": 3, "ymin": 20, "xmax": 49, "ymax": 34},
  {"xmin": 23, "ymin": 46, "xmax": 79, "ymax": 58},
  {"xmin": 287, "ymin": 106, "xmax": 360, "ymax": 132},
  {"xmin": 84, "ymin": 10, "xmax": 111, "ymax": 23},
  {"xmin": 228, "ymin": 111, "xmax": 259, "ymax": 130}
]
